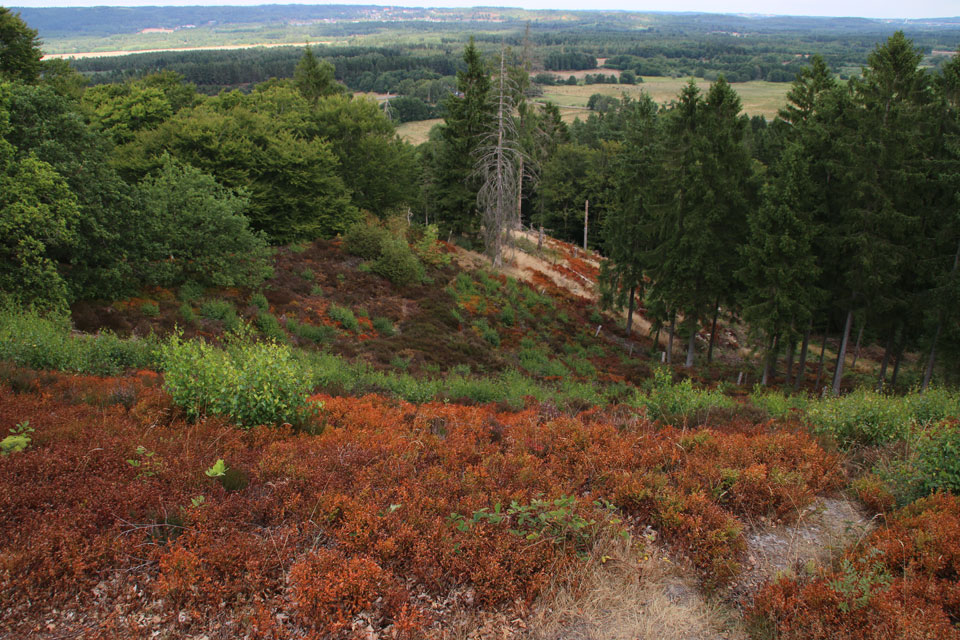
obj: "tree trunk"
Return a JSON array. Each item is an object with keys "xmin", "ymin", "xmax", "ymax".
[
  {"xmin": 516, "ymin": 155, "xmax": 524, "ymax": 229},
  {"xmin": 626, "ymin": 286, "xmax": 636, "ymax": 337},
  {"xmin": 814, "ymin": 331, "xmax": 828, "ymax": 392},
  {"xmin": 832, "ymin": 308, "xmax": 854, "ymax": 396},
  {"xmin": 784, "ymin": 338, "xmax": 796, "ymax": 387},
  {"xmin": 922, "ymin": 322, "xmax": 941, "ymax": 392},
  {"xmin": 706, "ymin": 299, "xmax": 720, "ymax": 364},
  {"xmin": 666, "ymin": 313, "xmax": 675, "ymax": 365},
  {"xmin": 891, "ymin": 336, "xmax": 906, "ymax": 388},
  {"xmin": 583, "ymin": 199, "xmax": 589, "ymax": 251},
  {"xmin": 876, "ymin": 329, "xmax": 895, "ymax": 392},
  {"xmin": 794, "ymin": 323, "xmax": 812, "ymax": 391},
  {"xmin": 850, "ymin": 321, "xmax": 865, "ymax": 370},
  {"xmin": 922, "ymin": 240, "xmax": 960, "ymax": 392},
  {"xmin": 762, "ymin": 334, "xmax": 778, "ymax": 386},
  {"xmin": 685, "ymin": 317, "xmax": 697, "ymax": 368}
]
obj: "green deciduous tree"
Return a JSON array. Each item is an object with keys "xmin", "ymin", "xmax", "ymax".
[{"xmin": 0, "ymin": 8, "xmax": 41, "ymax": 84}]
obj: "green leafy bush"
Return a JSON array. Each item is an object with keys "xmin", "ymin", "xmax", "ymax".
[
  {"xmin": 413, "ymin": 224, "xmax": 450, "ymax": 266},
  {"xmin": 327, "ymin": 304, "xmax": 358, "ymax": 332},
  {"xmin": 140, "ymin": 302, "xmax": 159, "ymax": 317},
  {"xmin": 805, "ymin": 388, "xmax": 960, "ymax": 447},
  {"xmin": 250, "ymin": 292, "xmax": 269, "ymax": 311},
  {"xmin": 372, "ymin": 236, "xmax": 424, "ymax": 286},
  {"xmin": 914, "ymin": 421, "xmax": 960, "ymax": 495},
  {"xmin": 199, "ymin": 299, "xmax": 239, "ymax": 332},
  {"xmin": 255, "ymin": 311, "xmax": 286, "ymax": 342},
  {"xmin": 343, "ymin": 222, "xmax": 391, "ymax": 259},
  {"xmin": 633, "ymin": 367, "xmax": 733, "ymax": 424},
  {"xmin": 160, "ymin": 332, "xmax": 318, "ymax": 429},
  {"xmin": 178, "ymin": 303, "xmax": 197, "ymax": 326},
  {"xmin": 0, "ymin": 307, "xmax": 158, "ymax": 375},
  {"xmin": 287, "ymin": 318, "xmax": 336, "ymax": 344},
  {"xmin": 372, "ymin": 316, "xmax": 395, "ymax": 336}
]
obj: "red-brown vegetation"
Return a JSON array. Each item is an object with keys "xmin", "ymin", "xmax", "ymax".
[{"xmin": 0, "ymin": 369, "xmax": 841, "ymax": 637}]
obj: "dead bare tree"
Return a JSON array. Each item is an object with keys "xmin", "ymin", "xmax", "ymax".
[{"xmin": 475, "ymin": 46, "xmax": 523, "ymax": 268}]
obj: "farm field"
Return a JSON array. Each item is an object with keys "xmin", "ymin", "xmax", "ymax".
[{"xmin": 542, "ymin": 76, "xmax": 794, "ymax": 120}]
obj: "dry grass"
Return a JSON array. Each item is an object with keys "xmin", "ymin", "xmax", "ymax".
[
  {"xmin": 524, "ymin": 532, "xmax": 743, "ymax": 640},
  {"xmin": 397, "ymin": 117, "xmax": 443, "ymax": 145},
  {"xmin": 541, "ymin": 76, "xmax": 791, "ymax": 120}
]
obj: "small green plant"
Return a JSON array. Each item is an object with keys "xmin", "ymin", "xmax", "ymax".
[
  {"xmin": 190, "ymin": 495, "xmax": 206, "ymax": 508},
  {"xmin": 343, "ymin": 222, "xmax": 391, "ymax": 259},
  {"xmin": 372, "ymin": 316, "xmax": 395, "ymax": 336},
  {"xmin": 413, "ymin": 224, "xmax": 451, "ymax": 266},
  {"xmin": 205, "ymin": 458, "xmax": 228, "ymax": 478},
  {"xmin": 1, "ymin": 421, "xmax": 33, "ymax": 456},
  {"xmin": 828, "ymin": 549, "xmax": 891, "ymax": 613},
  {"xmin": 328, "ymin": 304, "xmax": 359, "ymax": 332},
  {"xmin": 499, "ymin": 304, "xmax": 516, "ymax": 327},
  {"xmin": 250, "ymin": 292, "xmax": 269, "ymax": 311},
  {"xmin": 357, "ymin": 262, "xmax": 372, "ymax": 273},
  {"xmin": 300, "ymin": 268, "xmax": 315, "ymax": 281},
  {"xmin": 390, "ymin": 356, "xmax": 411, "ymax": 371},
  {"xmin": 140, "ymin": 302, "xmax": 160, "ymax": 317},
  {"xmin": 471, "ymin": 318, "xmax": 500, "ymax": 347},
  {"xmin": 309, "ymin": 284, "xmax": 324, "ymax": 296},
  {"xmin": 126, "ymin": 445, "xmax": 158, "ymax": 478}
]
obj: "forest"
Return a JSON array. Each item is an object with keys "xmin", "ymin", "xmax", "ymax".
[{"xmin": 2, "ymin": 4, "xmax": 960, "ymax": 639}]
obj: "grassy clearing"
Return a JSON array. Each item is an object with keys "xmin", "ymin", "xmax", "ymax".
[{"xmin": 396, "ymin": 117, "xmax": 442, "ymax": 145}]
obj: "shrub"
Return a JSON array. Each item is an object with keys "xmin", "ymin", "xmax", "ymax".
[
  {"xmin": 327, "ymin": 304, "xmax": 359, "ymax": 332},
  {"xmin": 199, "ymin": 299, "xmax": 239, "ymax": 332},
  {"xmin": 310, "ymin": 285, "xmax": 324, "ymax": 296},
  {"xmin": 343, "ymin": 222, "xmax": 391, "ymax": 259},
  {"xmin": 178, "ymin": 281, "xmax": 205, "ymax": 302},
  {"xmin": 913, "ymin": 420, "xmax": 960, "ymax": 495},
  {"xmin": 471, "ymin": 318, "xmax": 500, "ymax": 347},
  {"xmin": 372, "ymin": 316, "xmax": 395, "ymax": 336},
  {"xmin": 372, "ymin": 236, "xmax": 424, "ymax": 286},
  {"xmin": 255, "ymin": 311, "xmax": 286, "ymax": 342},
  {"xmin": 288, "ymin": 318, "xmax": 336, "ymax": 344},
  {"xmin": 412, "ymin": 224, "xmax": 450, "ymax": 267},
  {"xmin": 160, "ymin": 332, "xmax": 318, "ymax": 428},
  {"xmin": 0, "ymin": 307, "xmax": 158, "ymax": 375},
  {"xmin": 633, "ymin": 367, "xmax": 733, "ymax": 425},
  {"xmin": 250, "ymin": 293, "xmax": 269, "ymax": 311},
  {"xmin": 140, "ymin": 302, "xmax": 159, "ymax": 317},
  {"xmin": 178, "ymin": 303, "xmax": 197, "ymax": 326}
]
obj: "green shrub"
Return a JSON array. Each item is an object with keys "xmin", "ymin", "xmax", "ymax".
[
  {"xmin": 199, "ymin": 299, "xmax": 240, "ymax": 332},
  {"xmin": 0, "ymin": 307, "xmax": 158, "ymax": 375},
  {"xmin": 519, "ymin": 344, "xmax": 568, "ymax": 378},
  {"xmin": 140, "ymin": 302, "xmax": 159, "ymax": 317},
  {"xmin": 160, "ymin": 332, "xmax": 317, "ymax": 429},
  {"xmin": 178, "ymin": 303, "xmax": 197, "ymax": 326},
  {"xmin": 413, "ymin": 224, "xmax": 450, "ymax": 266},
  {"xmin": 633, "ymin": 367, "xmax": 733, "ymax": 424},
  {"xmin": 250, "ymin": 293, "xmax": 269, "ymax": 311},
  {"xmin": 178, "ymin": 281, "xmax": 205, "ymax": 302},
  {"xmin": 372, "ymin": 236, "xmax": 424, "ymax": 286},
  {"xmin": 914, "ymin": 421, "xmax": 960, "ymax": 495},
  {"xmin": 372, "ymin": 316, "xmax": 395, "ymax": 336},
  {"xmin": 472, "ymin": 318, "xmax": 500, "ymax": 347},
  {"xmin": 287, "ymin": 318, "xmax": 336, "ymax": 344},
  {"xmin": 310, "ymin": 285, "xmax": 324, "ymax": 296},
  {"xmin": 343, "ymin": 222, "xmax": 391, "ymax": 259},
  {"xmin": 327, "ymin": 304, "xmax": 359, "ymax": 332},
  {"xmin": 750, "ymin": 387, "xmax": 810, "ymax": 420},
  {"xmin": 803, "ymin": 388, "xmax": 960, "ymax": 448},
  {"xmin": 500, "ymin": 305, "xmax": 516, "ymax": 327},
  {"xmin": 300, "ymin": 268, "xmax": 315, "ymax": 281},
  {"xmin": 255, "ymin": 311, "xmax": 286, "ymax": 342},
  {"xmin": 390, "ymin": 356, "xmax": 411, "ymax": 371}
]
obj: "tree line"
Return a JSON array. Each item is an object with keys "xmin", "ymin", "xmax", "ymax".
[{"xmin": 419, "ymin": 34, "xmax": 960, "ymax": 390}]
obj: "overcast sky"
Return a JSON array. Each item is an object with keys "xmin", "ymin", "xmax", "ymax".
[{"xmin": 8, "ymin": 0, "xmax": 959, "ymax": 20}]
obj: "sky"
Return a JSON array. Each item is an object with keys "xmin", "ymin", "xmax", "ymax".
[{"xmin": 8, "ymin": 0, "xmax": 959, "ymax": 20}]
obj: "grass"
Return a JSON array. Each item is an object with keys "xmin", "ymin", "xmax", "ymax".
[
  {"xmin": 396, "ymin": 117, "xmax": 442, "ymax": 145},
  {"xmin": 541, "ymin": 76, "xmax": 792, "ymax": 120}
]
